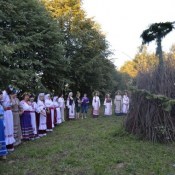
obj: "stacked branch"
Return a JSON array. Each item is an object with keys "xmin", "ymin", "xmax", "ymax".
[
  {"xmin": 125, "ymin": 87, "xmax": 175, "ymax": 143},
  {"xmin": 125, "ymin": 56, "xmax": 175, "ymax": 143}
]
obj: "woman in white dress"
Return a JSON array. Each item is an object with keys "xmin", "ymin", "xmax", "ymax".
[
  {"xmin": 114, "ymin": 91, "xmax": 123, "ymax": 115},
  {"xmin": 45, "ymin": 94, "xmax": 55, "ymax": 131},
  {"xmin": 92, "ymin": 91, "xmax": 101, "ymax": 118},
  {"xmin": 37, "ymin": 93, "xmax": 47, "ymax": 137},
  {"xmin": 20, "ymin": 93, "xmax": 34, "ymax": 141},
  {"xmin": 2, "ymin": 88, "xmax": 15, "ymax": 151},
  {"xmin": 53, "ymin": 96, "xmax": 62, "ymax": 125},
  {"xmin": 122, "ymin": 92, "xmax": 130, "ymax": 114},
  {"xmin": 66, "ymin": 92, "xmax": 75, "ymax": 119},
  {"xmin": 104, "ymin": 94, "xmax": 112, "ymax": 116},
  {"xmin": 58, "ymin": 94, "xmax": 65, "ymax": 122},
  {"xmin": 29, "ymin": 95, "xmax": 38, "ymax": 138}
]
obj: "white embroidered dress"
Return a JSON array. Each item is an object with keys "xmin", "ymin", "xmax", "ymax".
[
  {"xmin": 122, "ymin": 95, "xmax": 129, "ymax": 114},
  {"xmin": 2, "ymin": 91, "xmax": 15, "ymax": 145},
  {"xmin": 104, "ymin": 98, "xmax": 112, "ymax": 116},
  {"xmin": 53, "ymin": 96, "xmax": 62, "ymax": 124},
  {"xmin": 92, "ymin": 96, "xmax": 101, "ymax": 116}
]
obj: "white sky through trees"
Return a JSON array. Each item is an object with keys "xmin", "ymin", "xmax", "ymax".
[{"xmin": 83, "ymin": 0, "xmax": 175, "ymax": 69}]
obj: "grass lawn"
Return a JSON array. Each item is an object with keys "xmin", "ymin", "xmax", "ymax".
[{"xmin": 1, "ymin": 115, "xmax": 175, "ymax": 175}]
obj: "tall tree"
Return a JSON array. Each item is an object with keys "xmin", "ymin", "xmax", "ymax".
[
  {"xmin": 0, "ymin": 0, "xmax": 66, "ymax": 93},
  {"xmin": 42, "ymin": 0, "xmax": 119, "ymax": 95},
  {"xmin": 120, "ymin": 47, "xmax": 157, "ymax": 78}
]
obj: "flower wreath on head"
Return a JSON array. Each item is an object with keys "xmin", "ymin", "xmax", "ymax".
[
  {"xmin": 105, "ymin": 93, "xmax": 111, "ymax": 98},
  {"xmin": 8, "ymin": 85, "xmax": 21, "ymax": 94},
  {"xmin": 93, "ymin": 91, "xmax": 99, "ymax": 97},
  {"xmin": 115, "ymin": 90, "xmax": 121, "ymax": 95},
  {"xmin": 21, "ymin": 92, "xmax": 31, "ymax": 98}
]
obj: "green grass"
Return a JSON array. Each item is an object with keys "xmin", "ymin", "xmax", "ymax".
[{"xmin": 1, "ymin": 115, "xmax": 175, "ymax": 175}]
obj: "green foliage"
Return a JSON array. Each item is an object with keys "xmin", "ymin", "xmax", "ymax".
[
  {"xmin": 0, "ymin": 0, "xmax": 121, "ymax": 95},
  {"xmin": 130, "ymin": 86, "xmax": 175, "ymax": 112},
  {"xmin": 42, "ymin": 0, "xmax": 120, "ymax": 96},
  {"xmin": 141, "ymin": 22, "xmax": 174, "ymax": 44},
  {"xmin": 120, "ymin": 47, "xmax": 157, "ymax": 88},
  {"xmin": 140, "ymin": 21, "xmax": 174, "ymax": 68},
  {"xmin": 0, "ymin": 0, "xmax": 66, "ymax": 93}
]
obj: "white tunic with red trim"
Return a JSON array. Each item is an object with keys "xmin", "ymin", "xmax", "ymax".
[
  {"xmin": 30, "ymin": 102, "xmax": 37, "ymax": 135},
  {"xmin": 37, "ymin": 100, "xmax": 47, "ymax": 131},
  {"xmin": 2, "ymin": 90, "xmax": 15, "ymax": 145}
]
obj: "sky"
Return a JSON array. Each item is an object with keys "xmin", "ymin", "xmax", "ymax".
[{"xmin": 82, "ymin": 0, "xmax": 175, "ymax": 69}]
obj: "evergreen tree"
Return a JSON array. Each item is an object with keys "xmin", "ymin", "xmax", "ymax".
[
  {"xmin": 0, "ymin": 0, "xmax": 66, "ymax": 93},
  {"xmin": 42, "ymin": 0, "xmax": 119, "ymax": 96}
]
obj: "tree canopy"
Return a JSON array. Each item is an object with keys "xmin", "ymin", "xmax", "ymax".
[
  {"xmin": 42, "ymin": 0, "xmax": 120, "ymax": 95},
  {"xmin": 0, "ymin": 0, "xmax": 66, "ymax": 93},
  {"xmin": 0, "ymin": 0, "xmax": 121, "ymax": 96}
]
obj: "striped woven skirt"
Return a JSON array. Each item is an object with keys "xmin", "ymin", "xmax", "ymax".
[
  {"xmin": 13, "ymin": 112, "xmax": 22, "ymax": 146},
  {"xmin": 20, "ymin": 112, "xmax": 34, "ymax": 140}
]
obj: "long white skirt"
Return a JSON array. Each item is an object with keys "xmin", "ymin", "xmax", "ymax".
[
  {"xmin": 93, "ymin": 103, "xmax": 100, "ymax": 116},
  {"xmin": 68, "ymin": 105, "xmax": 75, "ymax": 119},
  {"xmin": 104, "ymin": 103, "xmax": 112, "ymax": 116},
  {"xmin": 4, "ymin": 110, "xmax": 15, "ymax": 145},
  {"xmin": 122, "ymin": 104, "xmax": 129, "ymax": 114},
  {"xmin": 51, "ymin": 109, "xmax": 55, "ymax": 128},
  {"xmin": 39, "ymin": 114, "xmax": 47, "ymax": 130},
  {"xmin": 60, "ymin": 108, "xmax": 65, "ymax": 122},
  {"xmin": 30, "ymin": 112, "xmax": 37, "ymax": 135},
  {"xmin": 56, "ymin": 108, "xmax": 62, "ymax": 124},
  {"xmin": 115, "ymin": 100, "xmax": 122, "ymax": 114}
]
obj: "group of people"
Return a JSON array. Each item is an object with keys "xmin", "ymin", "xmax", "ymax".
[
  {"xmin": 0, "ymin": 88, "xmax": 66, "ymax": 160},
  {"xmin": 93, "ymin": 91, "xmax": 130, "ymax": 117},
  {"xmin": 0, "ymin": 87, "xmax": 129, "ymax": 160}
]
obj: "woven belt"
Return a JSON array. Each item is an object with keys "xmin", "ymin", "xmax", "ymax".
[{"xmin": 5, "ymin": 107, "xmax": 12, "ymax": 111}]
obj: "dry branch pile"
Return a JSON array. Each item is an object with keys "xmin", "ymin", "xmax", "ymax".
[{"xmin": 125, "ymin": 57, "xmax": 175, "ymax": 143}]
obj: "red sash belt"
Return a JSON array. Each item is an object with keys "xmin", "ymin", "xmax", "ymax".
[
  {"xmin": 49, "ymin": 107, "xmax": 55, "ymax": 110},
  {"xmin": 5, "ymin": 107, "xmax": 12, "ymax": 111}
]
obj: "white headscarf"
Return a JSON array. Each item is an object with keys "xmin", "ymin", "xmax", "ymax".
[
  {"xmin": 45, "ymin": 94, "xmax": 54, "ymax": 107},
  {"xmin": 53, "ymin": 96, "xmax": 59, "ymax": 107},
  {"xmin": 37, "ymin": 93, "xmax": 45, "ymax": 102},
  {"xmin": 53, "ymin": 96, "xmax": 58, "ymax": 102},
  {"xmin": 45, "ymin": 94, "xmax": 51, "ymax": 101},
  {"xmin": 68, "ymin": 92, "xmax": 73, "ymax": 97}
]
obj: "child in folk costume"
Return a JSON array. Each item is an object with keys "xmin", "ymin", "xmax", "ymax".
[
  {"xmin": 37, "ymin": 93, "xmax": 47, "ymax": 137},
  {"xmin": 75, "ymin": 92, "xmax": 81, "ymax": 119},
  {"xmin": 45, "ymin": 94, "xmax": 55, "ymax": 131},
  {"xmin": 53, "ymin": 96, "xmax": 62, "ymax": 125},
  {"xmin": 104, "ymin": 94, "xmax": 112, "ymax": 116},
  {"xmin": 20, "ymin": 93, "xmax": 34, "ymax": 140},
  {"xmin": 66, "ymin": 92, "xmax": 75, "ymax": 119},
  {"xmin": 81, "ymin": 93, "xmax": 89, "ymax": 119},
  {"xmin": 0, "ymin": 90, "xmax": 8, "ymax": 160},
  {"xmin": 2, "ymin": 87, "xmax": 15, "ymax": 151},
  {"xmin": 114, "ymin": 91, "xmax": 123, "ymax": 115},
  {"xmin": 58, "ymin": 94, "xmax": 65, "ymax": 122},
  {"xmin": 29, "ymin": 94, "xmax": 38, "ymax": 138},
  {"xmin": 92, "ymin": 91, "xmax": 101, "ymax": 118},
  {"xmin": 11, "ymin": 90, "xmax": 22, "ymax": 146},
  {"xmin": 122, "ymin": 92, "xmax": 130, "ymax": 114}
]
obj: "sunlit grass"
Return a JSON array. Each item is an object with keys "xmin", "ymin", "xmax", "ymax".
[{"xmin": 1, "ymin": 115, "xmax": 175, "ymax": 175}]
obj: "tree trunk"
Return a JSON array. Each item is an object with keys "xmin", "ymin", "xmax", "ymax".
[
  {"xmin": 156, "ymin": 36, "xmax": 164, "ymax": 70},
  {"xmin": 156, "ymin": 36, "xmax": 164, "ymax": 93}
]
